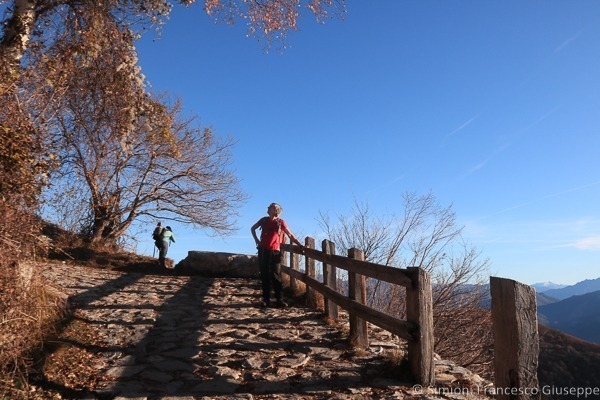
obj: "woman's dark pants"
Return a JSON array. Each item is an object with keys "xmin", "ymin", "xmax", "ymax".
[
  {"xmin": 258, "ymin": 247, "xmax": 283, "ymax": 304},
  {"xmin": 159, "ymin": 240, "xmax": 169, "ymax": 268}
]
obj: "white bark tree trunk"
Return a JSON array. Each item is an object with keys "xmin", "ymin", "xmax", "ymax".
[{"xmin": 0, "ymin": 0, "xmax": 39, "ymax": 70}]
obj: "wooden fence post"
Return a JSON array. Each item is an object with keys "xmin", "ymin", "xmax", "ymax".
[
  {"xmin": 305, "ymin": 237, "xmax": 318, "ymax": 308},
  {"xmin": 490, "ymin": 277, "xmax": 540, "ymax": 400},
  {"xmin": 348, "ymin": 248, "xmax": 368, "ymax": 348},
  {"xmin": 322, "ymin": 239, "xmax": 338, "ymax": 321},
  {"xmin": 406, "ymin": 267, "xmax": 434, "ymax": 386},
  {"xmin": 289, "ymin": 250, "xmax": 300, "ymax": 295},
  {"xmin": 280, "ymin": 248, "xmax": 288, "ymax": 286}
]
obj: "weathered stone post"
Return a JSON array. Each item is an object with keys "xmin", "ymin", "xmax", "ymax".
[
  {"xmin": 348, "ymin": 248, "xmax": 368, "ymax": 348},
  {"xmin": 406, "ymin": 267, "xmax": 434, "ymax": 386},
  {"xmin": 322, "ymin": 239, "xmax": 338, "ymax": 321},
  {"xmin": 490, "ymin": 277, "xmax": 540, "ymax": 400}
]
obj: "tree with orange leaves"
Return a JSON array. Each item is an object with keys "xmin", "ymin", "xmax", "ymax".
[{"xmin": 1, "ymin": 0, "xmax": 345, "ymax": 72}]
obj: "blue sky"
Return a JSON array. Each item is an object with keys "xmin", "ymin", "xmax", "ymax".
[{"xmin": 133, "ymin": 1, "xmax": 600, "ymax": 286}]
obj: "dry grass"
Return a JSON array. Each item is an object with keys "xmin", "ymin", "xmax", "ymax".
[
  {"xmin": 0, "ymin": 248, "xmax": 158, "ymax": 398},
  {"xmin": 41, "ymin": 220, "xmax": 168, "ymax": 273},
  {"xmin": 40, "ymin": 319, "xmax": 111, "ymax": 395},
  {"xmin": 0, "ymin": 212, "xmax": 160, "ymax": 398},
  {"xmin": 0, "ymin": 200, "xmax": 53, "ymax": 398},
  {"xmin": 0, "ymin": 263, "xmax": 64, "ymax": 398}
]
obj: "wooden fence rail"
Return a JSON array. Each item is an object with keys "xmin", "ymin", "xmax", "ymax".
[{"xmin": 280, "ymin": 238, "xmax": 434, "ymax": 386}]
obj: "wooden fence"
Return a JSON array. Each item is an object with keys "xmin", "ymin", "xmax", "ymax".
[{"xmin": 279, "ymin": 237, "xmax": 435, "ymax": 386}]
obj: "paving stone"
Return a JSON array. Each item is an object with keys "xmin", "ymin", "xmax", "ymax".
[
  {"xmin": 106, "ymin": 365, "xmax": 145, "ymax": 378},
  {"xmin": 277, "ymin": 354, "xmax": 310, "ymax": 368},
  {"xmin": 40, "ymin": 262, "xmax": 492, "ymax": 399},
  {"xmin": 242, "ymin": 357, "xmax": 271, "ymax": 369},
  {"xmin": 192, "ymin": 378, "xmax": 240, "ymax": 394},
  {"xmin": 158, "ymin": 360, "xmax": 197, "ymax": 373},
  {"xmin": 113, "ymin": 397, "xmax": 147, "ymax": 400},
  {"xmin": 139, "ymin": 369, "xmax": 174, "ymax": 383},
  {"xmin": 158, "ymin": 397, "xmax": 195, "ymax": 400},
  {"xmin": 250, "ymin": 380, "xmax": 292, "ymax": 394}
]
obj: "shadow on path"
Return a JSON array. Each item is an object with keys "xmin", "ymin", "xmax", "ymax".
[
  {"xmin": 40, "ymin": 267, "xmax": 403, "ymax": 399},
  {"xmin": 101, "ymin": 277, "xmax": 392, "ymax": 399}
]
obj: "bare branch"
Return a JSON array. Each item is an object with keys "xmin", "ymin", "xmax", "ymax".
[{"xmin": 318, "ymin": 193, "xmax": 492, "ymax": 376}]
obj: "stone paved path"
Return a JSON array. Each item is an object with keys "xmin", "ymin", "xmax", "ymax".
[{"xmin": 40, "ymin": 263, "xmax": 489, "ymax": 400}]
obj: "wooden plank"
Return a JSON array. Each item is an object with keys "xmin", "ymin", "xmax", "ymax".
[
  {"xmin": 348, "ymin": 248, "xmax": 368, "ymax": 348},
  {"xmin": 281, "ymin": 265, "xmax": 416, "ymax": 341},
  {"xmin": 322, "ymin": 239, "xmax": 338, "ymax": 321},
  {"xmin": 280, "ymin": 248, "xmax": 288, "ymax": 287},
  {"xmin": 280, "ymin": 244, "xmax": 412, "ymax": 288},
  {"xmin": 406, "ymin": 267, "xmax": 435, "ymax": 386},
  {"xmin": 283, "ymin": 249, "xmax": 292, "ymax": 287},
  {"xmin": 490, "ymin": 277, "xmax": 540, "ymax": 400},
  {"xmin": 289, "ymin": 250, "xmax": 300, "ymax": 294},
  {"xmin": 305, "ymin": 237, "xmax": 318, "ymax": 308}
]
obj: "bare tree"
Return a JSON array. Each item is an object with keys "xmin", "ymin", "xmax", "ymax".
[
  {"xmin": 46, "ymin": 115, "xmax": 246, "ymax": 244},
  {"xmin": 319, "ymin": 193, "xmax": 493, "ymax": 375},
  {"xmin": 39, "ymin": 21, "xmax": 246, "ymax": 244}
]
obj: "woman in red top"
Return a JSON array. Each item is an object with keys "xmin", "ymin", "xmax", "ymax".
[{"xmin": 251, "ymin": 203, "xmax": 303, "ymax": 308}]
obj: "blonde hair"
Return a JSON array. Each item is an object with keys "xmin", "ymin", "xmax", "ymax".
[{"xmin": 269, "ymin": 203, "xmax": 283, "ymax": 216}]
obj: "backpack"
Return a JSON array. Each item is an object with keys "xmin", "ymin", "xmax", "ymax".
[{"xmin": 152, "ymin": 226, "xmax": 165, "ymax": 241}]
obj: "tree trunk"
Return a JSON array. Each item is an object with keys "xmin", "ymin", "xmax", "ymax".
[
  {"xmin": 89, "ymin": 215, "xmax": 108, "ymax": 243},
  {"xmin": 88, "ymin": 208, "xmax": 134, "ymax": 246},
  {"xmin": 0, "ymin": 0, "xmax": 39, "ymax": 73}
]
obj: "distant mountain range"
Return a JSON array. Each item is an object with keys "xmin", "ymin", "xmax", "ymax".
[
  {"xmin": 536, "ymin": 278, "xmax": 600, "ymax": 345},
  {"xmin": 538, "ymin": 290, "xmax": 600, "ymax": 344},
  {"xmin": 532, "ymin": 282, "xmax": 567, "ymax": 292},
  {"xmin": 536, "ymin": 291, "xmax": 559, "ymax": 306},
  {"xmin": 472, "ymin": 283, "xmax": 560, "ymax": 308},
  {"xmin": 542, "ymin": 277, "xmax": 600, "ymax": 300},
  {"xmin": 467, "ymin": 277, "xmax": 600, "ymax": 344}
]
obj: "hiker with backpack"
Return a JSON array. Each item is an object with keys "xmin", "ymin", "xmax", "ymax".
[
  {"xmin": 152, "ymin": 222, "xmax": 163, "ymax": 255},
  {"xmin": 251, "ymin": 203, "xmax": 304, "ymax": 308},
  {"xmin": 152, "ymin": 223, "xmax": 175, "ymax": 268}
]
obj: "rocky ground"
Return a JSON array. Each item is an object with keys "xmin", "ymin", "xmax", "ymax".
[{"xmin": 37, "ymin": 262, "xmax": 492, "ymax": 400}]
